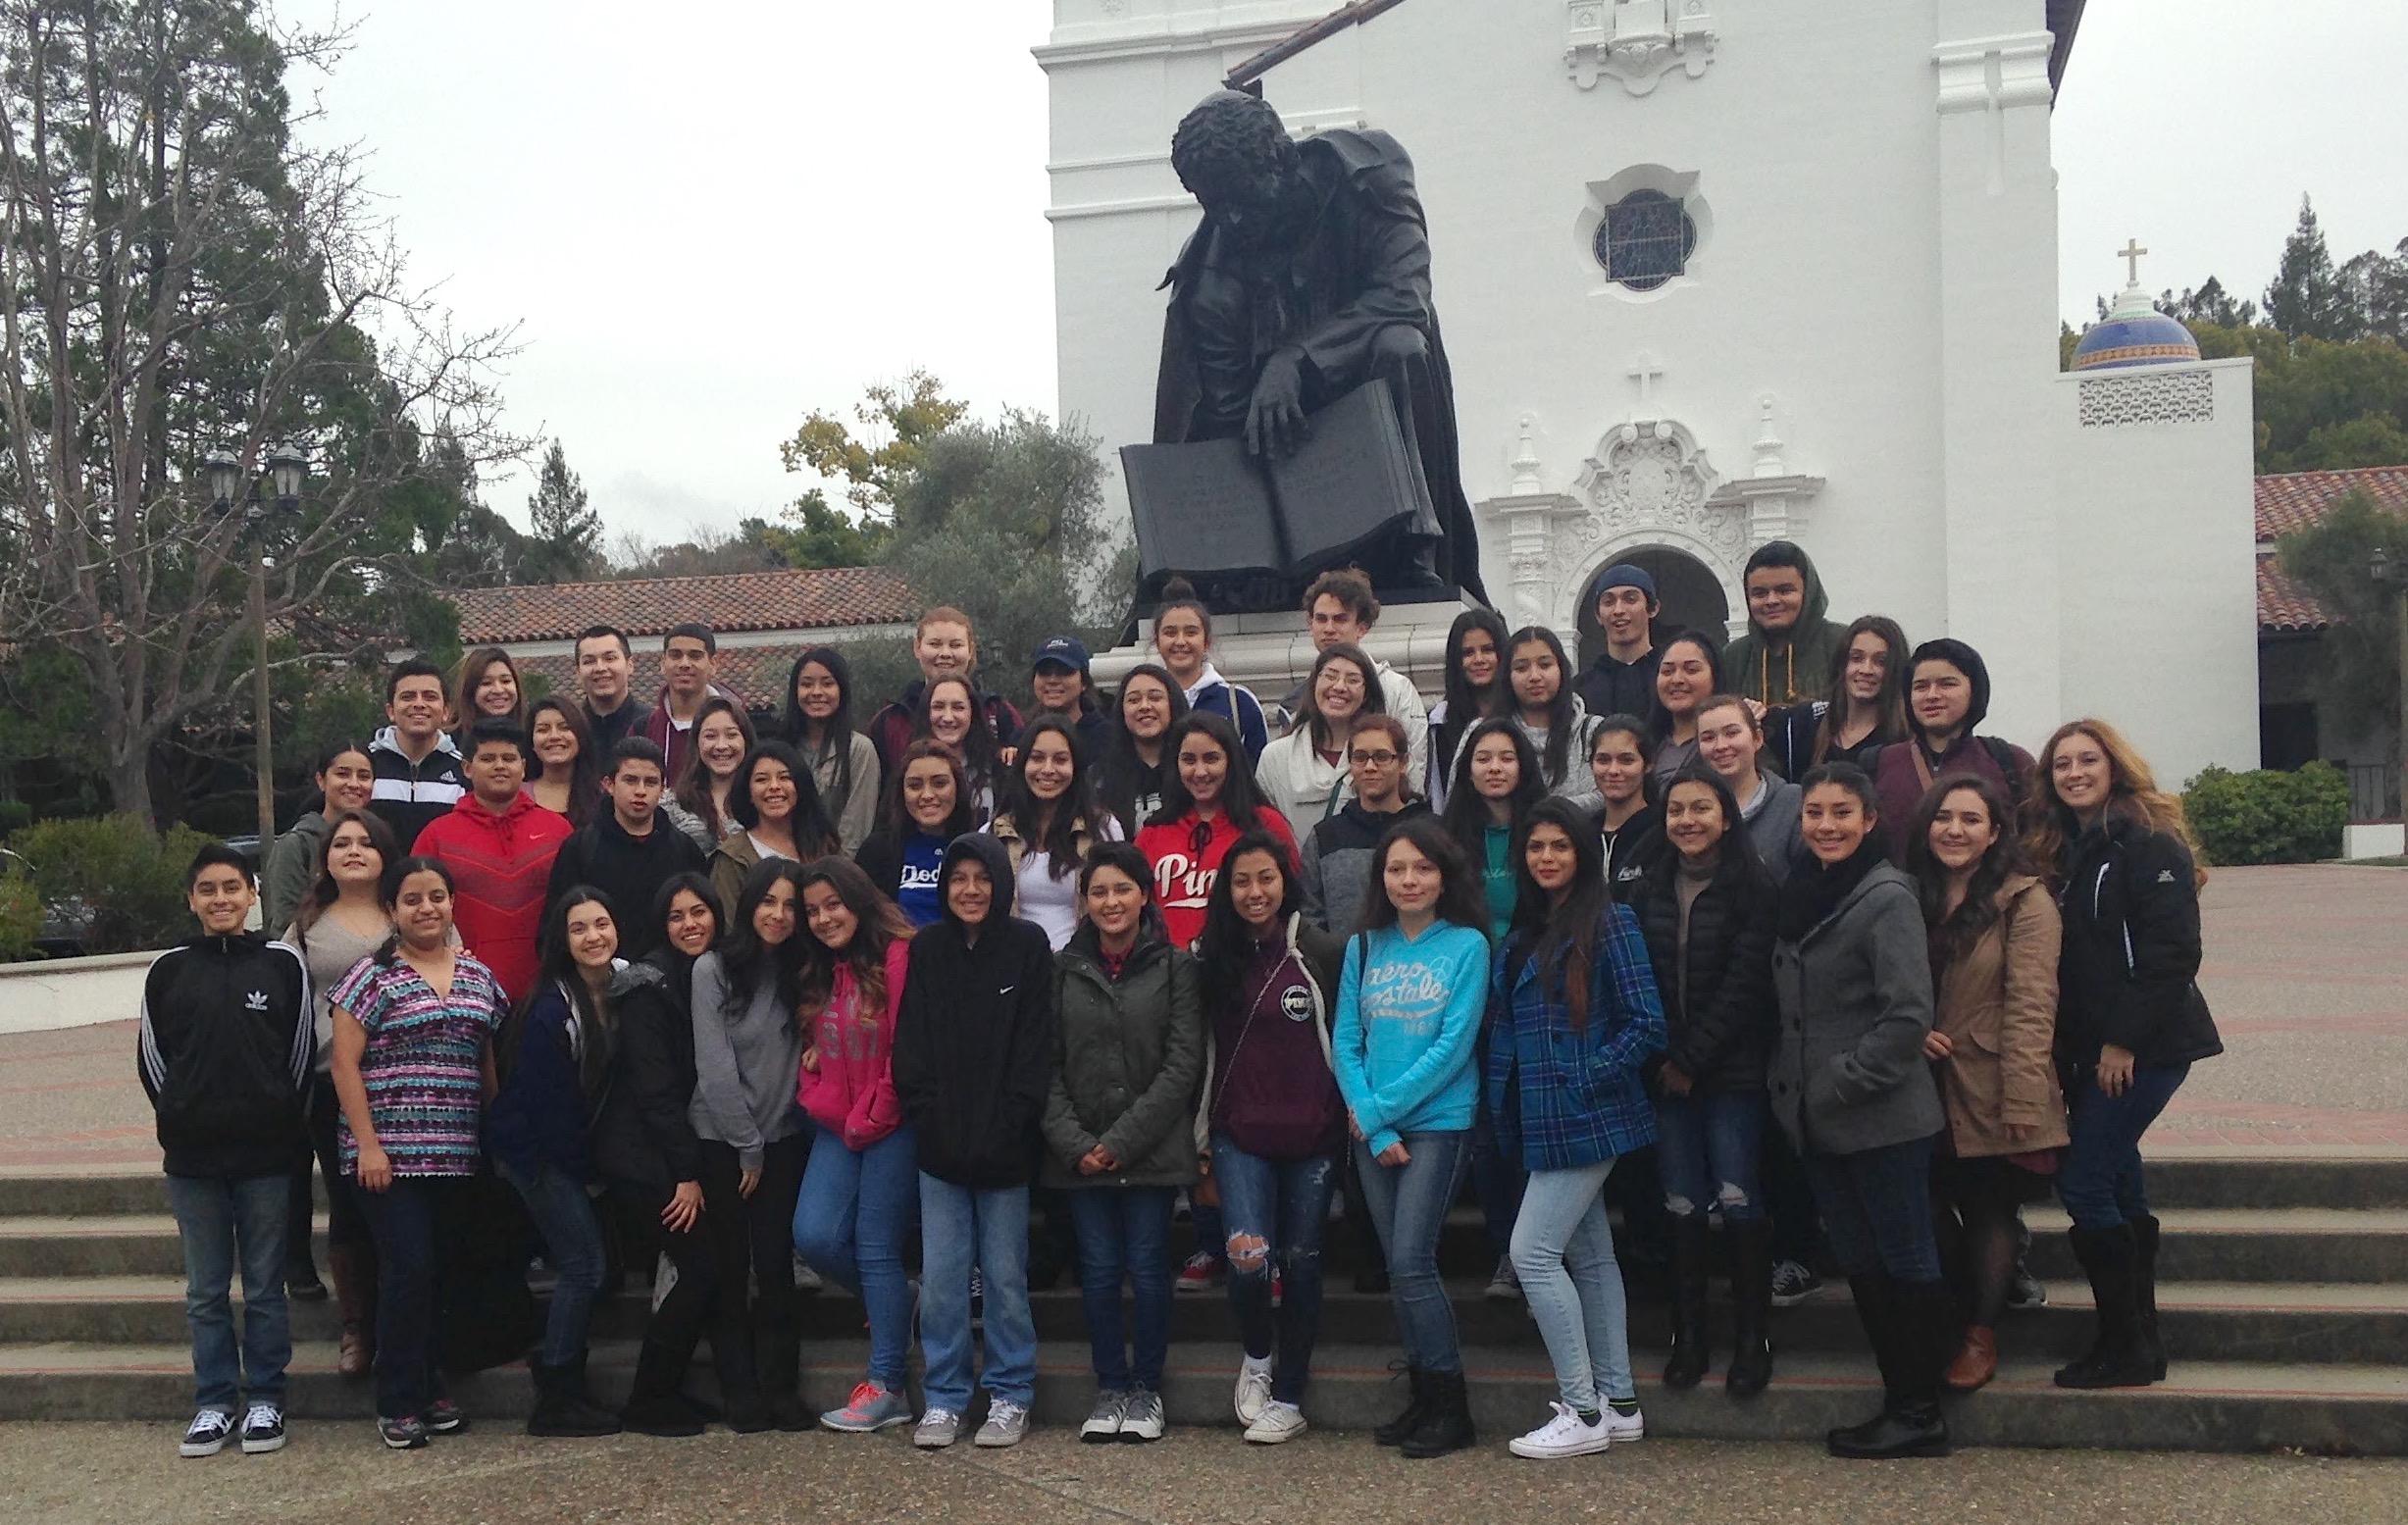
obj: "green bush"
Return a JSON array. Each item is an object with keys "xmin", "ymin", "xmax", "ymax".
[
  {"xmin": 0, "ymin": 871, "xmax": 42, "ymax": 961},
  {"xmin": 7, "ymin": 814, "xmax": 219, "ymax": 955},
  {"xmin": 2183, "ymin": 761, "xmax": 2351, "ymax": 866}
]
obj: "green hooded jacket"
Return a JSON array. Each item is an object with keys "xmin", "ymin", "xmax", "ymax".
[{"xmin": 1721, "ymin": 545, "xmax": 1851, "ymax": 708}]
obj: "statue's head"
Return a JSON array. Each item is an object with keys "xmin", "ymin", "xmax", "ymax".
[{"xmin": 1171, "ymin": 90, "xmax": 1306, "ymax": 250}]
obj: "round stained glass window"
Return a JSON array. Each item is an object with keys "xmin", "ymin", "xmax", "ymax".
[{"xmin": 1594, "ymin": 188, "xmax": 1697, "ymax": 292}]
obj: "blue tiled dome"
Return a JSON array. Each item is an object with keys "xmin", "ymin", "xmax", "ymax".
[{"xmin": 2073, "ymin": 283, "xmax": 2202, "ymax": 372}]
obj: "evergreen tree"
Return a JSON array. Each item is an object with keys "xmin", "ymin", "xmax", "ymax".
[
  {"xmin": 523, "ymin": 439, "xmax": 602, "ymax": 583},
  {"xmin": 2264, "ymin": 197, "xmax": 2364, "ymax": 342}
]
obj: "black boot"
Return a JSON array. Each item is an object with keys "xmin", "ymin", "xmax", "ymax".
[
  {"xmin": 1373, "ymin": 1366, "xmax": 1428, "ymax": 1447},
  {"xmin": 527, "ymin": 1358, "xmax": 623, "ymax": 1438},
  {"xmin": 1724, "ymin": 1219, "xmax": 1775, "ymax": 1398},
  {"xmin": 2130, "ymin": 1214, "xmax": 2167, "ymax": 1381},
  {"xmin": 620, "ymin": 1337, "xmax": 706, "ymax": 1437},
  {"xmin": 1828, "ymin": 1278, "xmax": 1951, "ymax": 1459},
  {"xmin": 1663, "ymin": 1217, "xmax": 1712, "ymax": 1390},
  {"xmin": 1825, "ymin": 1273, "xmax": 1897, "ymax": 1453},
  {"xmin": 2055, "ymin": 1224, "xmax": 2156, "ymax": 1389},
  {"xmin": 1399, "ymin": 1369, "xmax": 1476, "ymax": 1458}
]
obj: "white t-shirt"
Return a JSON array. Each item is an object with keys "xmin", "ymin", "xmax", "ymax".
[{"xmin": 1012, "ymin": 816, "xmax": 1128, "ymax": 949}]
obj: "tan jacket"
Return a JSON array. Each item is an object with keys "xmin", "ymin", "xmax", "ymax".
[{"xmin": 1932, "ymin": 875, "xmax": 2071, "ymax": 1157}]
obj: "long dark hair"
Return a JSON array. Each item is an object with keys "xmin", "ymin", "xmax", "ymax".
[
  {"xmin": 879, "ymin": 737, "xmax": 978, "ymax": 843},
  {"xmin": 1196, "ymin": 831, "xmax": 1301, "ymax": 997},
  {"xmin": 671, "ymin": 694, "xmax": 757, "ymax": 840},
  {"xmin": 1505, "ymin": 625, "xmax": 1582, "ymax": 788},
  {"xmin": 1906, "ymin": 772, "xmax": 2024, "ymax": 959},
  {"xmin": 1440, "ymin": 716, "xmax": 1544, "ymax": 866},
  {"xmin": 292, "ymin": 808, "xmax": 397, "ymax": 942},
  {"xmin": 730, "ymin": 738, "xmax": 842, "ymax": 856},
  {"xmin": 1507, "ymin": 797, "xmax": 1613, "ymax": 1031},
  {"xmin": 452, "ymin": 647, "xmax": 525, "ymax": 737},
  {"xmin": 719, "ymin": 857, "xmax": 807, "ymax": 1013},
  {"xmin": 649, "ymin": 871, "xmax": 722, "ymax": 967},
  {"xmin": 1100, "ymin": 663, "xmax": 1190, "ymax": 835},
  {"xmin": 1078, "ymin": 840, "xmax": 1167, "ymax": 945},
  {"xmin": 1815, "ymin": 615, "xmax": 1913, "ymax": 765},
  {"xmin": 1649, "ymin": 630, "xmax": 1727, "ymax": 741},
  {"xmin": 1297, "ymin": 642, "xmax": 1386, "ymax": 753},
  {"xmin": 1151, "ymin": 711, "xmax": 1274, "ymax": 844},
  {"xmin": 373, "ymin": 855, "xmax": 455, "ymax": 967},
  {"xmin": 781, "ymin": 645, "xmax": 862, "ymax": 807},
  {"xmin": 1001, "ymin": 714, "xmax": 1104, "ymax": 883},
  {"xmin": 1440, "ymin": 607, "xmax": 1511, "ymax": 738},
  {"xmin": 912, "ymin": 675, "xmax": 999, "ymax": 801},
  {"xmin": 794, "ymin": 855, "xmax": 914, "ymax": 1028},
  {"xmin": 1361, "ymin": 816, "xmax": 1489, "ymax": 936},
  {"xmin": 1655, "ymin": 763, "xmax": 1769, "ymax": 886},
  {"xmin": 527, "ymin": 695, "xmax": 601, "ymax": 827},
  {"xmin": 507, "ymin": 886, "xmax": 620, "ymax": 1098},
  {"xmin": 1588, "ymin": 714, "xmax": 1658, "ymax": 811}
]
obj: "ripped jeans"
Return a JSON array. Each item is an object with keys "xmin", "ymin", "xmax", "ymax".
[
  {"xmin": 1209, "ymin": 1136, "xmax": 1338, "ymax": 1405},
  {"xmin": 1653, "ymin": 1090, "xmax": 1766, "ymax": 1224}
]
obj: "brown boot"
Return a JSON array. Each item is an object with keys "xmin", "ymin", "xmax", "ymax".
[
  {"xmin": 1943, "ymin": 1325, "xmax": 1997, "ymax": 1392},
  {"xmin": 330, "ymin": 1242, "xmax": 377, "ymax": 1379}
]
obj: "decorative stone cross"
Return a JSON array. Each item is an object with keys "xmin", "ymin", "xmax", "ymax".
[
  {"xmin": 2120, "ymin": 238, "xmax": 2148, "ymax": 286},
  {"xmin": 1627, "ymin": 353, "xmax": 1665, "ymax": 418}
]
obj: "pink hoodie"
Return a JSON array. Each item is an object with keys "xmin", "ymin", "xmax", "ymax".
[{"xmin": 796, "ymin": 938, "xmax": 910, "ymax": 1150}]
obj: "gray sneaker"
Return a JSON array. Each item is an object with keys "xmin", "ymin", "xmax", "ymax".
[
  {"xmin": 1117, "ymin": 1388, "xmax": 1165, "ymax": 1443},
  {"xmin": 1769, "ymin": 1259, "xmax": 1822, "ymax": 1306},
  {"xmin": 1079, "ymin": 1389, "xmax": 1126, "ymax": 1443},
  {"xmin": 1485, "ymin": 1255, "xmax": 1522, "ymax": 1301},
  {"xmin": 974, "ymin": 1398, "xmax": 1031, "ymax": 1448},
  {"xmin": 912, "ymin": 1406, "xmax": 962, "ymax": 1449}
]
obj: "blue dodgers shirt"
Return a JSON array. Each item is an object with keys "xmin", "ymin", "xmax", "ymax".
[{"xmin": 897, "ymin": 832, "xmax": 948, "ymax": 928}]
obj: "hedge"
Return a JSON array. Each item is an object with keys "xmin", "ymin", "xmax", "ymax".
[
  {"xmin": 2182, "ymin": 761, "xmax": 2350, "ymax": 866},
  {"xmin": 7, "ymin": 814, "xmax": 219, "ymax": 955}
]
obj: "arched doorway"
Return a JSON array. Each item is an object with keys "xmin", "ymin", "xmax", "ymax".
[{"xmin": 1574, "ymin": 546, "xmax": 1731, "ymax": 669}]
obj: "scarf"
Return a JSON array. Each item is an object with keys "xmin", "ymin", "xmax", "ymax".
[{"xmin": 1776, "ymin": 838, "xmax": 1885, "ymax": 942}]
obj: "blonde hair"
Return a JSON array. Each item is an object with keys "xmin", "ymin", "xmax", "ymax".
[{"xmin": 2023, "ymin": 717, "xmax": 2207, "ymax": 888}]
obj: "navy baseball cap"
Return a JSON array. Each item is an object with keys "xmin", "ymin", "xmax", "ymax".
[{"xmin": 1031, "ymin": 635, "xmax": 1091, "ymax": 672}]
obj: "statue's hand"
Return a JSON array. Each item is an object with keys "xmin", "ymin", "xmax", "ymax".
[{"xmin": 1245, "ymin": 350, "xmax": 1306, "ymax": 459}]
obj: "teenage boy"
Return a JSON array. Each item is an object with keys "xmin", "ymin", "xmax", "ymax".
[
  {"xmin": 140, "ymin": 844, "xmax": 313, "ymax": 1458},
  {"xmin": 867, "ymin": 607, "xmax": 1023, "ymax": 771},
  {"xmin": 576, "ymin": 625, "xmax": 654, "ymax": 755},
  {"xmin": 413, "ymin": 720, "xmax": 573, "ymax": 1006},
  {"xmin": 641, "ymin": 623, "xmax": 742, "ymax": 780},
  {"xmin": 370, "ymin": 659, "xmax": 467, "ymax": 852},
  {"xmin": 1299, "ymin": 714, "xmax": 1430, "ymax": 934},
  {"xmin": 1029, "ymin": 635, "xmax": 1111, "ymax": 761},
  {"xmin": 1573, "ymin": 564, "xmax": 1661, "ymax": 721},
  {"xmin": 1280, "ymin": 568, "xmax": 1428, "ymax": 782},
  {"xmin": 1720, "ymin": 541, "xmax": 1852, "ymax": 708},
  {"xmin": 545, "ymin": 737, "xmax": 708, "ymax": 958}
]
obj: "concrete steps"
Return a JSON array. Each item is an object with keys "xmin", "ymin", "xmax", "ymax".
[{"xmin": 5, "ymin": 1153, "xmax": 2408, "ymax": 1451}]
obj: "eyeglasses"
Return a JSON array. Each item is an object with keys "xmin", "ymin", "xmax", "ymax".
[{"xmin": 1349, "ymin": 750, "xmax": 1401, "ymax": 766}]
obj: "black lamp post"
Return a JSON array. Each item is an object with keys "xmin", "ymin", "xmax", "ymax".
[
  {"xmin": 208, "ymin": 444, "xmax": 308, "ymax": 851},
  {"xmin": 2374, "ymin": 544, "xmax": 2408, "ymax": 824}
]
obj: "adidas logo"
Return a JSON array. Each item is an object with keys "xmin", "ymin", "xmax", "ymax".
[
  {"xmin": 244, "ymin": 990, "xmax": 270, "ymax": 1012},
  {"xmin": 2155, "ymin": 870, "xmax": 2177, "ymax": 885}
]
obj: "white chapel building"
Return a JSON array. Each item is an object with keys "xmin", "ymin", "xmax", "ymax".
[{"xmin": 1037, "ymin": 0, "xmax": 2261, "ymax": 783}]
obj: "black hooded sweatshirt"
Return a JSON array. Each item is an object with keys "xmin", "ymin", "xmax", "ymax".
[
  {"xmin": 890, "ymin": 834, "xmax": 1058, "ymax": 1189},
  {"xmin": 137, "ymin": 933, "xmax": 313, "ymax": 1179},
  {"xmin": 1870, "ymin": 637, "xmax": 2033, "ymax": 860}
]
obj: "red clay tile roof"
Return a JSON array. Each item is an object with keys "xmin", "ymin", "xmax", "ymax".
[
  {"xmin": 451, "ymin": 567, "xmax": 916, "ymax": 646},
  {"xmin": 2254, "ymin": 468, "xmax": 2408, "ymax": 633},
  {"xmin": 2256, "ymin": 467, "xmax": 2408, "ymax": 542}
]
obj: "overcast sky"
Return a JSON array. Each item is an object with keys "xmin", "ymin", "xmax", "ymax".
[{"xmin": 281, "ymin": 0, "xmax": 2408, "ymax": 547}]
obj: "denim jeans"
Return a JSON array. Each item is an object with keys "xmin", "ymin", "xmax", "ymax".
[
  {"xmin": 918, "ymin": 1176, "xmax": 1037, "ymax": 1412},
  {"xmin": 1211, "ymin": 1138, "xmax": 1338, "ymax": 1404},
  {"xmin": 1066, "ymin": 1186, "xmax": 1177, "ymax": 1392},
  {"xmin": 792, "ymin": 1124, "xmax": 920, "ymax": 1390},
  {"xmin": 1355, "ymin": 1131, "xmax": 1469, "ymax": 1375},
  {"xmin": 1654, "ymin": 1090, "xmax": 1767, "ymax": 1223},
  {"xmin": 1802, "ymin": 1136, "xmax": 1943, "ymax": 1282},
  {"xmin": 165, "ymin": 1173, "xmax": 292, "ymax": 1412},
  {"xmin": 1511, "ymin": 1158, "xmax": 1635, "ymax": 1411},
  {"xmin": 494, "ymin": 1158, "xmax": 608, "ymax": 1368},
  {"xmin": 2059, "ymin": 1062, "xmax": 2190, "ymax": 1231},
  {"xmin": 355, "ymin": 1176, "xmax": 462, "ymax": 1420}
]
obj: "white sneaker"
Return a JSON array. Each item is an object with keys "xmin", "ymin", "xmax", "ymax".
[
  {"xmin": 974, "ymin": 1398, "xmax": 1030, "ymax": 1448},
  {"xmin": 1118, "ymin": 1389, "xmax": 1165, "ymax": 1443},
  {"xmin": 1603, "ymin": 1404, "xmax": 1645, "ymax": 1444},
  {"xmin": 1080, "ymin": 1389, "xmax": 1126, "ymax": 1443},
  {"xmin": 1245, "ymin": 1400, "xmax": 1307, "ymax": 1445},
  {"xmin": 1233, "ymin": 1353, "xmax": 1275, "ymax": 1426},
  {"xmin": 1508, "ymin": 1400, "xmax": 1614, "ymax": 1459},
  {"xmin": 912, "ymin": 1407, "xmax": 961, "ymax": 1449}
]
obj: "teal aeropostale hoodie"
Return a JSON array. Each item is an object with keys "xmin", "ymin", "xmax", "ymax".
[{"xmin": 1332, "ymin": 921, "xmax": 1490, "ymax": 1156}]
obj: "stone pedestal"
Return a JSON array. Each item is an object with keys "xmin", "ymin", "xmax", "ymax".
[{"xmin": 1091, "ymin": 599, "xmax": 1476, "ymax": 709}]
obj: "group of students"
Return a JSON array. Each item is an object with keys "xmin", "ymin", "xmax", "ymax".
[{"xmin": 137, "ymin": 542, "xmax": 2220, "ymax": 1463}]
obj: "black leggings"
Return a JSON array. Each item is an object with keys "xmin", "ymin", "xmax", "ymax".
[
  {"xmin": 608, "ymin": 1179, "xmax": 737, "ymax": 1392},
  {"xmin": 287, "ymin": 1074, "xmax": 367, "ymax": 1266},
  {"xmin": 698, "ymin": 1137, "xmax": 808, "ymax": 1397},
  {"xmin": 1933, "ymin": 1155, "xmax": 2053, "ymax": 1329}
]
